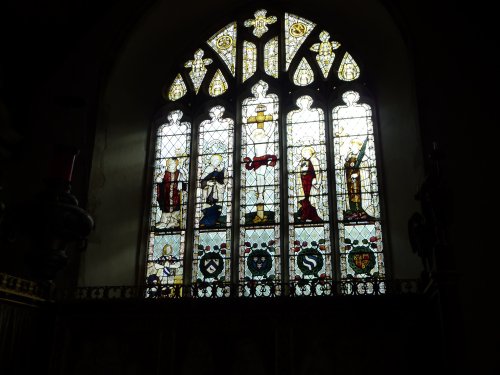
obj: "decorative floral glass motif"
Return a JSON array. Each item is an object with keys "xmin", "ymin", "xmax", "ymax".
[
  {"xmin": 244, "ymin": 9, "xmax": 277, "ymax": 38},
  {"xmin": 207, "ymin": 22, "xmax": 237, "ymax": 77},
  {"xmin": 184, "ymin": 49, "xmax": 212, "ymax": 94},
  {"xmin": 147, "ymin": 110, "xmax": 191, "ymax": 288},
  {"xmin": 152, "ymin": 10, "xmax": 387, "ymax": 296},
  {"xmin": 310, "ymin": 31, "xmax": 341, "ymax": 79}
]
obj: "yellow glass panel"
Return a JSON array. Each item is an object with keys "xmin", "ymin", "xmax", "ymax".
[
  {"xmin": 338, "ymin": 52, "xmax": 360, "ymax": 81},
  {"xmin": 209, "ymin": 69, "xmax": 228, "ymax": 97},
  {"xmin": 167, "ymin": 74, "xmax": 187, "ymax": 101},
  {"xmin": 207, "ymin": 22, "xmax": 237, "ymax": 76},
  {"xmin": 310, "ymin": 31, "xmax": 341, "ymax": 79},
  {"xmin": 284, "ymin": 13, "xmax": 316, "ymax": 71},
  {"xmin": 242, "ymin": 41, "xmax": 257, "ymax": 82},
  {"xmin": 244, "ymin": 9, "xmax": 277, "ymax": 38},
  {"xmin": 293, "ymin": 57, "xmax": 314, "ymax": 86},
  {"xmin": 264, "ymin": 37, "xmax": 279, "ymax": 78},
  {"xmin": 184, "ymin": 49, "xmax": 212, "ymax": 94}
]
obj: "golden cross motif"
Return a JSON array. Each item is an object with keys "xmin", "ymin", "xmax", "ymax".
[
  {"xmin": 247, "ymin": 104, "xmax": 273, "ymax": 129},
  {"xmin": 244, "ymin": 9, "xmax": 277, "ymax": 38}
]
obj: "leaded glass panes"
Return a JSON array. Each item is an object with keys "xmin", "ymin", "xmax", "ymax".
[
  {"xmin": 167, "ymin": 73, "xmax": 187, "ymax": 101},
  {"xmin": 147, "ymin": 110, "xmax": 191, "ymax": 288},
  {"xmin": 287, "ymin": 96, "xmax": 332, "ymax": 295},
  {"xmin": 244, "ymin": 9, "xmax": 277, "ymax": 38},
  {"xmin": 338, "ymin": 52, "xmax": 360, "ymax": 81},
  {"xmin": 152, "ymin": 10, "xmax": 388, "ymax": 296},
  {"xmin": 207, "ymin": 22, "xmax": 237, "ymax": 77},
  {"xmin": 310, "ymin": 31, "xmax": 341, "ymax": 79},
  {"xmin": 293, "ymin": 57, "xmax": 314, "ymax": 86},
  {"xmin": 184, "ymin": 49, "xmax": 212, "ymax": 94},
  {"xmin": 242, "ymin": 41, "xmax": 257, "ymax": 83},
  {"xmin": 284, "ymin": 13, "xmax": 316, "ymax": 71},
  {"xmin": 264, "ymin": 36, "xmax": 279, "ymax": 78},
  {"xmin": 193, "ymin": 106, "xmax": 234, "ymax": 296},
  {"xmin": 332, "ymin": 91, "xmax": 384, "ymax": 280},
  {"xmin": 208, "ymin": 69, "xmax": 228, "ymax": 97},
  {"xmin": 240, "ymin": 80, "xmax": 281, "ymax": 295}
]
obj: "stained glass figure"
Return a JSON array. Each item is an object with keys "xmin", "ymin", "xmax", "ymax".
[
  {"xmin": 147, "ymin": 110, "xmax": 191, "ymax": 289},
  {"xmin": 196, "ymin": 106, "xmax": 234, "ymax": 229},
  {"xmin": 284, "ymin": 13, "xmax": 316, "ymax": 71},
  {"xmin": 287, "ymin": 96, "xmax": 332, "ymax": 293},
  {"xmin": 207, "ymin": 22, "xmax": 237, "ymax": 76},
  {"xmin": 310, "ymin": 31, "xmax": 341, "ymax": 78},
  {"xmin": 240, "ymin": 81, "xmax": 281, "ymax": 294},
  {"xmin": 153, "ymin": 11, "xmax": 387, "ymax": 295},
  {"xmin": 154, "ymin": 111, "xmax": 191, "ymax": 230},
  {"xmin": 167, "ymin": 73, "xmax": 187, "ymax": 101},
  {"xmin": 244, "ymin": 9, "xmax": 277, "ymax": 38},
  {"xmin": 332, "ymin": 91, "xmax": 384, "ymax": 280},
  {"xmin": 242, "ymin": 41, "xmax": 257, "ymax": 82},
  {"xmin": 293, "ymin": 57, "xmax": 314, "ymax": 86},
  {"xmin": 241, "ymin": 81, "xmax": 279, "ymax": 225},
  {"xmin": 184, "ymin": 49, "xmax": 212, "ymax": 94},
  {"xmin": 208, "ymin": 69, "xmax": 228, "ymax": 97},
  {"xmin": 264, "ymin": 37, "xmax": 279, "ymax": 78},
  {"xmin": 338, "ymin": 52, "xmax": 360, "ymax": 81},
  {"xmin": 192, "ymin": 106, "xmax": 234, "ymax": 296}
]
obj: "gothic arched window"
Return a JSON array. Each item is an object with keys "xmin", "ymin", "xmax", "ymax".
[{"xmin": 146, "ymin": 9, "xmax": 385, "ymax": 297}]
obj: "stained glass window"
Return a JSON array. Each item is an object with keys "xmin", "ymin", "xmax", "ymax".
[
  {"xmin": 284, "ymin": 13, "xmax": 316, "ymax": 71},
  {"xmin": 332, "ymin": 91, "xmax": 384, "ymax": 285},
  {"xmin": 244, "ymin": 9, "xmax": 277, "ymax": 38},
  {"xmin": 310, "ymin": 31, "xmax": 341, "ymax": 79},
  {"xmin": 264, "ymin": 37, "xmax": 279, "ymax": 78},
  {"xmin": 240, "ymin": 80, "xmax": 281, "ymax": 296},
  {"xmin": 242, "ymin": 41, "xmax": 257, "ymax": 82},
  {"xmin": 147, "ymin": 110, "xmax": 191, "ymax": 290},
  {"xmin": 167, "ymin": 73, "xmax": 187, "ymax": 101},
  {"xmin": 207, "ymin": 22, "xmax": 237, "ymax": 77},
  {"xmin": 293, "ymin": 57, "xmax": 314, "ymax": 86},
  {"xmin": 338, "ymin": 52, "xmax": 360, "ymax": 81},
  {"xmin": 193, "ymin": 106, "xmax": 234, "ymax": 297},
  {"xmin": 150, "ymin": 9, "xmax": 387, "ymax": 297},
  {"xmin": 184, "ymin": 49, "xmax": 212, "ymax": 94},
  {"xmin": 208, "ymin": 69, "xmax": 228, "ymax": 97},
  {"xmin": 287, "ymin": 96, "xmax": 332, "ymax": 295}
]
